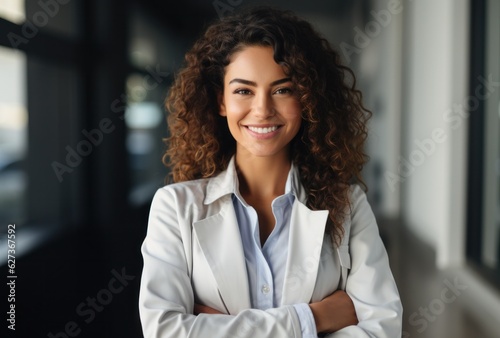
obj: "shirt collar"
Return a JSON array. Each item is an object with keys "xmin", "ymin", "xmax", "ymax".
[{"xmin": 204, "ymin": 155, "xmax": 306, "ymax": 205}]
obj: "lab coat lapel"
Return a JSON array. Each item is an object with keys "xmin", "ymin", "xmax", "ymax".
[
  {"xmin": 281, "ymin": 200, "xmax": 329, "ymax": 305},
  {"xmin": 193, "ymin": 195, "xmax": 251, "ymax": 314}
]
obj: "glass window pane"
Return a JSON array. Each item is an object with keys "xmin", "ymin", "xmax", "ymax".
[
  {"xmin": 0, "ymin": 46, "xmax": 27, "ymax": 227},
  {"xmin": 0, "ymin": 0, "xmax": 25, "ymax": 24},
  {"xmin": 480, "ymin": 0, "xmax": 500, "ymax": 270},
  {"xmin": 24, "ymin": 0, "xmax": 81, "ymax": 38},
  {"xmin": 127, "ymin": 4, "xmax": 189, "ymax": 207},
  {"xmin": 125, "ymin": 72, "xmax": 168, "ymax": 206},
  {"xmin": 128, "ymin": 3, "xmax": 185, "ymax": 73}
]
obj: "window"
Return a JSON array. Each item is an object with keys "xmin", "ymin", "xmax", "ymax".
[
  {"xmin": 0, "ymin": 46, "xmax": 27, "ymax": 227},
  {"xmin": 125, "ymin": 72, "xmax": 168, "ymax": 206},
  {"xmin": 0, "ymin": 0, "xmax": 25, "ymax": 24},
  {"xmin": 479, "ymin": 0, "xmax": 500, "ymax": 275},
  {"xmin": 125, "ymin": 3, "xmax": 186, "ymax": 206},
  {"xmin": 0, "ymin": 0, "xmax": 83, "ymax": 244},
  {"xmin": 467, "ymin": 0, "xmax": 500, "ymax": 287}
]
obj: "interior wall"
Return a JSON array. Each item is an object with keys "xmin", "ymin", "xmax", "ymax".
[{"xmin": 400, "ymin": 0, "xmax": 469, "ymax": 268}]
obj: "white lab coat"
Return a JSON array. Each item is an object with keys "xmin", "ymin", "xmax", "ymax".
[{"xmin": 139, "ymin": 158, "xmax": 403, "ymax": 337}]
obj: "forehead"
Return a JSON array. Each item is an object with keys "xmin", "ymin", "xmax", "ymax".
[{"xmin": 224, "ymin": 46, "xmax": 287, "ymax": 82}]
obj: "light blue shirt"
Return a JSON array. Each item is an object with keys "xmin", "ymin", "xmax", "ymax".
[{"xmin": 231, "ymin": 164, "xmax": 317, "ymax": 338}]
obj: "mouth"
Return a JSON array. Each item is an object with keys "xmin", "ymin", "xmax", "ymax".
[{"xmin": 246, "ymin": 125, "xmax": 282, "ymax": 134}]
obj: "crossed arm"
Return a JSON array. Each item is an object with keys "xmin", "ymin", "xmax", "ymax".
[{"xmin": 194, "ymin": 290, "xmax": 358, "ymax": 334}]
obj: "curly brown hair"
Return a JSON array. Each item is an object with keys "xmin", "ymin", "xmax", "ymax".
[{"xmin": 163, "ymin": 6, "xmax": 371, "ymax": 245}]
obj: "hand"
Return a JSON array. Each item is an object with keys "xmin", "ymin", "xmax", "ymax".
[
  {"xmin": 309, "ymin": 290, "xmax": 358, "ymax": 333},
  {"xmin": 193, "ymin": 303, "xmax": 224, "ymax": 315}
]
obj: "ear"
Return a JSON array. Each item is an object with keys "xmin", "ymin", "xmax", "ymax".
[{"xmin": 218, "ymin": 92, "xmax": 227, "ymax": 117}]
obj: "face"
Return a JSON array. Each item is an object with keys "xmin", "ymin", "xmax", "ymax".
[{"xmin": 219, "ymin": 45, "xmax": 302, "ymax": 160}]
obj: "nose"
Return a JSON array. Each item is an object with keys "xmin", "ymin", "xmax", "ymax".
[{"xmin": 253, "ymin": 91, "xmax": 276, "ymax": 118}]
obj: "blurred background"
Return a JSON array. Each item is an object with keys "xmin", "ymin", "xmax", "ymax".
[{"xmin": 0, "ymin": 0, "xmax": 498, "ymax": 337}]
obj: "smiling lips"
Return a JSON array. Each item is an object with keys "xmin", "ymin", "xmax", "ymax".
[{"xmin": 246, "ymin": 125, "xmax": 281, "ymax": 134}]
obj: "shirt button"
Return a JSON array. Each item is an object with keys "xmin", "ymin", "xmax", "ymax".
[{"xmin": 261, "ymin": 284, "xmax": 270, "ymax": 294}]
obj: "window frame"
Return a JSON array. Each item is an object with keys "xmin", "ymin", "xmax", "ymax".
[{"xmin": 466, "ymin": 0, "xmax": 500, "ymax": 288}]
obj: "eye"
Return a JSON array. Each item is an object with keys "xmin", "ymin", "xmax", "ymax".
[
  {"xmin": 233, "ymin": 88, "xmax": 252, "ymax": 95},
  {"xmin": 274, "ymin": 87, "xmax": 293, "ymax": 95}
]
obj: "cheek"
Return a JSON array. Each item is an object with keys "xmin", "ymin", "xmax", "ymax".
[
  {"xmin": 282, "ymin": 101, "xmax": 302, "ymax": 121},
  {"xmin": 225, "ymin": 98, "xmax": 250, "ymax": 119},
  {"xmin": 284, "ymin": 103, "xmax": 303, "ymax": 135}
]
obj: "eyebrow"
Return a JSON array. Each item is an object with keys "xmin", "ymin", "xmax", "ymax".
[{"xmin": 228, "ymin": 77, "xmax": 292, "ymax": 86}]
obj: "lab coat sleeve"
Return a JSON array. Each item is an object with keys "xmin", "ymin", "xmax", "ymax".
[
  {"xmin": 327, "ymin": 185, "xmax": 403, "ymax": 338},
  {"xmin": 138, "ymin": 187, "xmax": 303, "ymax": 338}
]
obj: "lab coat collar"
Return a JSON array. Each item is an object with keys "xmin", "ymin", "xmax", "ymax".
[{"xmin": 204, "ymin": 155, "xmax": 308, "ymax": 205}]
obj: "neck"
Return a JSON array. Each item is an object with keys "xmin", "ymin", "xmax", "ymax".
[{"xmin": 235, "ymin": 152, "xmax": 291, "ymax": 199}]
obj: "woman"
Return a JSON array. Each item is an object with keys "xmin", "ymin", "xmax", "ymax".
[{"xmin": 139, "ymin": 6, "xmax": 402, "ymax": 337}]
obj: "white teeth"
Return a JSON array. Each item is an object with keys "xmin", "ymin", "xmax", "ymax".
[{"xmin": 248, "ymin": 126, "xmax": 278, "ymax": 134}]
